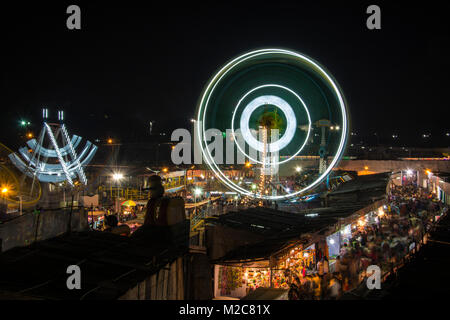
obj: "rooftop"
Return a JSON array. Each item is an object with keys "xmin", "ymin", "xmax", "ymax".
[{"xmin": 211, "ymin": 173, "xmax": 390, "ymax": 264}]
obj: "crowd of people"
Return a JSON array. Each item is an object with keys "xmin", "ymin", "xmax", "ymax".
[{"xmin": 288, "ymin": 184, "xmax": 448, "ymax": 300}]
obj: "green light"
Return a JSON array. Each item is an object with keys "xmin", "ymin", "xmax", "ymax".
[{"xmin": 20, "ymin": 121, "xmax": 26, "ymax": 126}]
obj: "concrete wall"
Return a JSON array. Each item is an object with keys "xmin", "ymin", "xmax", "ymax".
[
  {"xmin": 0, "ymin": 208, "xmax": 89, "ymax": 252},
  {"xmin": 336, "ymin": 160, "xmax": 450, "ymax": 173}
]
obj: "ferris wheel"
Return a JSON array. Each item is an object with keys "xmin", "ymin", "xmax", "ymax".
[{"xmin": 195, "ymin": 48, "xmax": 349, "ymax": 201}]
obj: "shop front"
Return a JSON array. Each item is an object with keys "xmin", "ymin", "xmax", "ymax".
[
  {"xmin": 214, "ymin": 262, "xmax": 270, "ymax": 299},
  {"xmin": 213, "ymin": 241, "xmax": 319, "ymax": 299}
]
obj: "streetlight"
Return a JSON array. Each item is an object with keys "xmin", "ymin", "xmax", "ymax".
[
  {"xmin": 1, "ymin": 187, "xmax": 8, "ymax": 207},
  {"xmin": 112, "ymin": 172, "xmax": 124, "ymax": 200},
  {"xmin": 194, "ymin": 187, "xmax": 202, "ymax": 215},
  {"xmin": 113, "ymin": 173, "xmax": 124, "ymax": 181}
]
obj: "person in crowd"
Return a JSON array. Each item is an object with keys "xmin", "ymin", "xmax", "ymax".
[
  {"xmin": 317, "ymin": 258, "xmax": 324, "ymax": 277},
  {"xmin": 327, "ymin": 273, "xmax": 342, "ymax": 300},
  {"xmin": 323, "ymin": 256, "xmax": 330, "ymax": 275},
  {"xmin": 335, "ymin": 255, "xmax": 342, "ymax": 273},
  {"xmin": 311, "ymin": 273, "xmax": 321, "ymax": 300},
  {"xmin": 288, "ymin": 276, "xmax": 301, "ymax": 300}
]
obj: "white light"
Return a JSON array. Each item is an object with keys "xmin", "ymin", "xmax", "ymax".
[
  {"xmin": 406, "ymin": 169, "xmax": 413, "ymax": 176},
  {"xmin": 239, "ymin": 95, "xmax": 298, "ymax": 153},
  {"xmin": 295, "ymin": 166, "xmax": 302, "ymax": 172},
  {"xmin": 329, "ymin": 239, "xmax": 335, "ymax": 245},
  {"xmin": 194, "ymin": 188, "xmax": 202, "ymax": 196}
]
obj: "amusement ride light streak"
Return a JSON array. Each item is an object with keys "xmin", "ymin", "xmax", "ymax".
[
  {"xmin": 196, "ymin": 48, "xmax": 349, "ymax": 200},
  {"xmin": 44, "ymin": 122, "xmax": 74, "ymax": 186},
  {"xmin": 231, "ymin": 84, "xmax": 311, "ymax": 165}
]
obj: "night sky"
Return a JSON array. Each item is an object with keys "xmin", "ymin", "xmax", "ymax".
[{"xmin": 1, "ymin": 1, "xmax": 449, "ymax": 150}]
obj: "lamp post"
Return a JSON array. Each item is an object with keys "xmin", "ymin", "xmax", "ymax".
[
  {"xmin": 112, "ymin": 172, "xmax": 124, "ymax": 214},
  {"xmin": 1, "ymin": 188, "xmax": 8, "ymax": 213}
]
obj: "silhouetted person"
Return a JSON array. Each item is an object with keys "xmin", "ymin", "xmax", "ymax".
[{"xmin": 103, "ymin": 214, "xmax": 130, "ymax": 236}]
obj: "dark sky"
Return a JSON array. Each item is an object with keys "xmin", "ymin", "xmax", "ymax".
[{"xmin": 1, "ymin": 1, "xmax": 449, "ymax": 149}]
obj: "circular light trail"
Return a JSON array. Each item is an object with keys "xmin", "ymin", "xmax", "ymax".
[{"xmin": 196, "ymin": 48, "xmax": 349, "ymax": 200}]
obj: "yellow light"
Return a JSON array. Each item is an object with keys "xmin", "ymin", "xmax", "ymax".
[
  {"xmin": 162, "ymin": 168, "xmax": 168, "ymax": 173},
  {"xmin": 107, "ymin": 139, "xmax": 113, "ymax": 144},
  {"xmin": 245, "ymin": 161, "xmax": 251, "ymax": 168},
  {"xmin": 27, "ymin": 133, "xmax": 33, "ymax": 138},
  {"xmin": 364, "ymin": 166, "xmax": 369, "ymax": 170},
  {"xmin": 1, "ymin": 188, "xmax": 8, "ymax": 194}
]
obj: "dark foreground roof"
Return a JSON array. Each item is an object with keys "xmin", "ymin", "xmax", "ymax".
[
  {"xmin": 212, "ymin": 173, "xmax": 390, "ymax": 263},
  {"xmin": 0, "ymin": 231, "xmax": 187, "ymax": 300}
]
